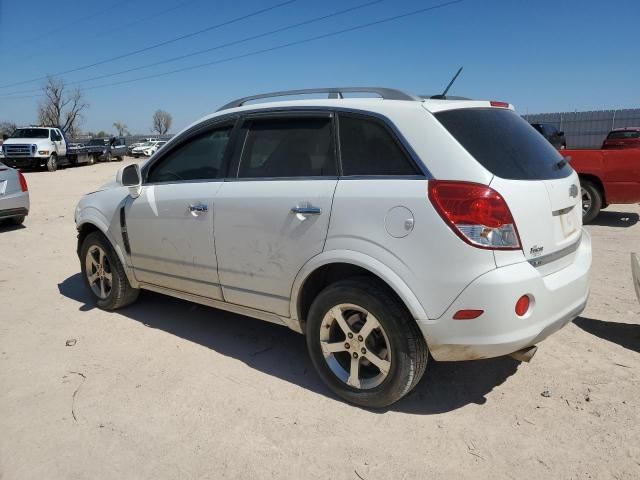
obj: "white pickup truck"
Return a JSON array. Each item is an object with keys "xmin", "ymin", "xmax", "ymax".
[{"xmin": 1, "ymin": 126, "xmax": 91, "ymax": 171}]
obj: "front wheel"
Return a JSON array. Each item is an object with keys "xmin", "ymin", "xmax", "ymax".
[
  {"xmin": 80, "ymin": 231, "xmax": 139, "ymax": 310},
  {"xmin": 46, "ymin": 154, "xmax": 58, "ymax": 172},
  {"xmin": 306, "ymin": 277, "xmax": 428, "ymax": 408},
  {"xmin": 581, "ymin": 180, "xmax": 602, "ymax": 224}
]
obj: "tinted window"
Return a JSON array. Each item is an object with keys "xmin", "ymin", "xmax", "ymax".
[
  {"xmin": 147, "ymin": 127, "xmax": 231, "ymax": 183},
  {"xmin": 339, "ymin": 115, "xmax": 418, "ymax": 176},
  {"xmin": 10, "ymin": 128, "xmax": 49, "ymax": 139},
  {"xmin": 237, "ymin": 117, "xmax": 335, "ymax": 178},
  {"xmin": 607, "ymin": 130, "xmax": 639, "ymax": 139},
  {"xmin": 436, "ymin": 108, "xmax": 571, "ymax": 180}
]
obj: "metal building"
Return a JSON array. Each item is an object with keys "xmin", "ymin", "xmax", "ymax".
[{"xmin": 523, "ymin": 108, "xmax": 640, "ymax": 149}]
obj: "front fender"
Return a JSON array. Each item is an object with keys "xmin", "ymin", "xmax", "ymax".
[
  {"xmin": 289, "ymin": 249, "xmax": 430, "ymax": 324},
  {"xmin": 76, "ymin": 206, "xmax": 138, "ymax": 288}
]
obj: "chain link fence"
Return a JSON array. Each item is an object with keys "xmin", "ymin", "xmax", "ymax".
[{"xmin": 523, "ymin": 108, "xmax": 640, "ymax": 149}]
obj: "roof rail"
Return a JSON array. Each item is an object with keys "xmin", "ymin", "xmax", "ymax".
[{"xmin": 217, "ymin": 87, "xmax": 420, "ymax": 111}]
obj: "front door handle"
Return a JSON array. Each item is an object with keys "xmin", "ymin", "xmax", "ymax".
[
  {"xmin": 189, "ymin": 203, "xmax": 208, "ymax": 215},
  {"xmin": 291, "ymin": 205, "xmax": 322, "ymax": 215}
]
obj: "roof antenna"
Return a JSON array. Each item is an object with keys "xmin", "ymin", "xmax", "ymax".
[{"xmin": 432, "ymin": 67, "xmax": 463, "ymax": 99}]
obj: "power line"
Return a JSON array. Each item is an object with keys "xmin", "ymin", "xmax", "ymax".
[
  {"xmin": 0, "ymin": 0, "xmax": 386, "ymax": 97},
  {"xmin": 0, "ymin": 0, "xmax": 297, "ymax": 89},
  {"xmin": 13, "ymin": 0, "xmax": 207, "ymax": 65},
  {"xmin": 20, "ymin": 0, "xmax": 133, "ymax": 46},
  {"xmin": 0, "ymin": 0, "xmax": 464, "ymax": 102}
]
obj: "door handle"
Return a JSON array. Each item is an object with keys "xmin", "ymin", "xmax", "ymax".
[
  {"xmin": 189, "ymin": 203, "xmax": 208, "ymax": 215},
  {"xmin": 291, "ymin": 205, "xmax": 322, "ymax": 215}
]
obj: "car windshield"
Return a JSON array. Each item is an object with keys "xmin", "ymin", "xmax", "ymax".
[
  {"xmin": 436, "ymin": 108, "xmax": 572, "ymax": 180},
  {"xmin": 607, "ymin": 131, "xmax": 640, "ymax": 139},
  {"xmin": 10, "ymin": 128, "xmax": 49, "ymax": 139}
]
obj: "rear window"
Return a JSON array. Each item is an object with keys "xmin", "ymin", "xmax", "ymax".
[
  {"xmin": 436, "ymin": 108, "xmax": 571, "ymax": 180},
  {"xmin": 607, "ymin": 131, "xmax": 640, "ymax": 139}
]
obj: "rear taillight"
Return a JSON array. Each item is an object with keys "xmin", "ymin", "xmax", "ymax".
[
  {"xmin": 428, "ymin": 180, "xmax": 521, "ymax": 250},
  {"xmin": 18, "ymin": 171, "xmax": 28, "ymax": 192},
  {"xmin": 490, "ymin": 101, "xmax": 510, "ymax": 108}
]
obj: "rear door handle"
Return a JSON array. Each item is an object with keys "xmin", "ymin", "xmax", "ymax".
[
  {"xmin": 189, "ymin": 203, "xmax": 208, "ymax": 215},
  {"xmin": 291, "ymin": 205, "xmax": 322, "ymax": 215}
]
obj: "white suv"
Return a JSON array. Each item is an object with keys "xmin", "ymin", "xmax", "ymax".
[{"xmin": 74, "ymin": 88, "xmax": 591, "ymax": 407}]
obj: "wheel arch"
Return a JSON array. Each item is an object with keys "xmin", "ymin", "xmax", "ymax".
[
  {"xmin": 76, "ymin": 212, "xmax": 138, "ymax": 287},
  {"xmin": 290, "ymin": 250, "xmax": 430, "ymax": 333},
  {"xmin": 578, "ymin": 173, "xmax": 607, "ymax": 206}
]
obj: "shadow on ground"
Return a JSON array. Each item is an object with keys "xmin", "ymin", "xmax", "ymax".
[
  {"xmin": 0, "ymin": 222, "xmax": 26, "ymax": 232},
  {"xmin": 590, "ymin": 211, "xmax": 639, "ymax": 228},
  {"xmin": 574, "ymin": 316, "xmax": 640, "ymax": 354},
  {"xmin": 58, "ymin": 273, "xmax": 520, "ymax": 414}
]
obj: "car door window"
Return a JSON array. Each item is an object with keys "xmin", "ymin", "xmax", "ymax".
[
  {"xmin": 236, "ymin": 117, "xmax": 336, "ymax": 178},
  {"xmin": 147, "ymin": 127, "xmax": 231, "ymax": 183},
  {"xmin": 338, "ymin": 115, "xmax": 419, "ymax": 176}
]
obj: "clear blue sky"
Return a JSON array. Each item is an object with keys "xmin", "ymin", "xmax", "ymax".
[{"xmin": 0, "ymin": 0, "xmax": 638, "ymax": 134}]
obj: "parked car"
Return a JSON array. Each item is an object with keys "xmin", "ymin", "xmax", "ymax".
[
  {"xmin": 601, "ymin": 127, "xmax": 640, "ymax": 150},
  {"xmin": 130, "ymin": 140, "xmax": 167, "ymax": 158},
  {"xmin": 559, "ymin": 148, "xmax": 640, "ymax": 223},
  {"xmin": 142, "ymin": 141, "xmax": 167, "ymax": 157},
  {"xmin": 127, "ymin": 138, "xmax": 159, "ymax": 155},
  {"xmin": 75, "ymin": 87, "xmax": 591, "ymax": 407},
  {"xmin": 632, "ymin": 253, "xmax": 640, "ymax": 304},
  {"xmin": 0, "ymin": 162, "xmax": 29, "ymax": 226},
  {"xmin": 85, "ymin": 137, "xmax": 127, "ymax": 162},
  {"xmin": 530, "ymin": 123, "xmax": 567, "ymax": 149},
  {"xmin": 1, "ymin": 127, "xmax": 92, "ymax": 171}
]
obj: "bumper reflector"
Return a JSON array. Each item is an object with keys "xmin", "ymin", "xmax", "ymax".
[{"xmin": 453, "ymin": 309, "xmax": 484, "ymax": 320}]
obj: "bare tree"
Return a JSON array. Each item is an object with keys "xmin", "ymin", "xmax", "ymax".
[
  {"xmin": 37, "ymin": 76, "xmax": 89, "ymax": 137},
  {"xmin": 0, "ymin": 121, "xmax": 17, "ymax": 137},
  {"xmin": 112, "ymin": 121, "xmax": 129, "ymax": 136},
  {"xmin": 152, "ymin": 110, "xmax": 172, "ymax": 135}
]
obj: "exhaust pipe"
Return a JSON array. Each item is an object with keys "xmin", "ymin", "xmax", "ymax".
[{"xmin": 509, "ymin": 345, "xmax": 538, "ymax": 363}]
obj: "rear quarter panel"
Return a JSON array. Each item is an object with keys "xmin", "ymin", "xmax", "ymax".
[{"xmin": 562, "ymin": 149, "xmax": 640, "ymax": 204}]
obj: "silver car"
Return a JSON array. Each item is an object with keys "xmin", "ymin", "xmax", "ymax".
[{"xmin": 0, "ymin": 163, "xmax": 29, "ymax": 225}]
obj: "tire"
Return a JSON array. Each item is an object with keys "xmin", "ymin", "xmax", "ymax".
[
  {"xmin": 581, "ymin": 180, "xmax": 602, "ymax": 224},
  {"xmin": 46, "ymin": 154, "xmax": 58, "ymax": 172},
  {"xmin": 306, "ymin": 277, "xmax": 428, "ymax": 408},
  {"xmin": 106, "ymin": 152, "xmax": 113, "ymax": 162},
  {"xmin": 87, "ymin": 155, "xmax": 95, "ymax": 165},
  {"xmin": 80, "ymin": 231, "xmax": 139, "ymax": 310},
  {"xmin": 116, "ymin": 156, "xmax": 123, "ymax": 162}
]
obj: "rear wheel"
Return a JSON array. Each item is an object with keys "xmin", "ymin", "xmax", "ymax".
[
  {"xmin": 306, "ymin": 277, "xmax": 428, "ymax": 408},
  {"xmin": 581, "ymin": 180, "xmax": 602, "ymax": 223},
  {"xmin": 80, "ymin": 231, "xmax": 139, "ymax": 310},
  {"xmin": 46, "ymin": 154, "xmax": 58, "ymax": 172},
  {"xmin": 87, "ymin": 154, "xmax": 95, "ymax": 165}
]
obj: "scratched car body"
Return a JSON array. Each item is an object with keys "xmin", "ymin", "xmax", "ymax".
[{"xmin": 74, "ymin": 87, "xmax": 592, "ymax": 407}]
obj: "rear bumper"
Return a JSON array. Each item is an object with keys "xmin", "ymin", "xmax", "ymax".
[
  {"xmin": 0, "ymin": 191, "xmax": 30, "ymax": 219},
  {"xmin": 419, "ymin": 230, "xmax": 592, "ymax": 361}
]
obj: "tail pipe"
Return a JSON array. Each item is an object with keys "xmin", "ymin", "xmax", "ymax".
[{"xmin": 509, "ymin": 345, "xmax": 538, "ymax": 363}]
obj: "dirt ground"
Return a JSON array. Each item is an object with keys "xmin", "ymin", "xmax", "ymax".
[{"xmin": 1, "ymin": 158, "xmax": 639, "ymax": 480}]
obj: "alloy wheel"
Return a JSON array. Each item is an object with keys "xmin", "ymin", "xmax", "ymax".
[
  {"xmin": 85, "ymin": 245, "xmax": 113, "ymax": 299},
  {"xmin": 581, "ymin": 187, "xmax": 592, "ymax": 216},
  {"xmin": 319, "ymin": 304, "xmax": 391, "ymax": 390}
]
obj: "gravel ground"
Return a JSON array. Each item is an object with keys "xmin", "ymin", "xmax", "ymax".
[{"xmin": 1, "ymin": 158, "xmax": 639, "ymax": 480}]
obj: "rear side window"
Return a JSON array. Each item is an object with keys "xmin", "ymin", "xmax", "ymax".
[
  {"xmin": 607, "ymin": 130, "xmax": 639, "ymax": 139},
  {"xmin": 237, "ymin": 117, "xmax": 336, "ymax": 178},
  {"xmin": 147, "ymin": 127, "xmax": 231, "ymax": 183},
  {"xmin": 436, "ymin": 108, "xmax": 571, "ymax": 180},
  {"xmin": 339, "ymin": 115, "xmax": 419, "ymax": 176}
]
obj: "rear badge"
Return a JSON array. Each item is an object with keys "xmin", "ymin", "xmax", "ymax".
[
  {"xmin": 530, "ymin": 245, "xmax": 544, "ymax": 257},
  {"xmin": 569, "ymin": 184, "xmax": 579, "ymax": 198}
]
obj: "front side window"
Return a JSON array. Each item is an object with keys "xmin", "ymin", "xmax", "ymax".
[
  {"xmin": 338, "ymin": 115, "xmax": 419, "ymax": 176},
  {"xmin": 147, "ymin": 127, "xmax": 231, "ymax": 183},
  {"xmin": 237, "ymin": 117, "xmax": 336, "ymax": 178}
]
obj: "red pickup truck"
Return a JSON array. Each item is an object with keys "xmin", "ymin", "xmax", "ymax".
[{"xmin": 560, "ymin": 149, "xmax": 640, "ymax": 222}]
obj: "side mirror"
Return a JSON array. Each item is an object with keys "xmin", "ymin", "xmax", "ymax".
[
  {"xmin": 116, "ymin": 164, "xmax": 142, "ymax": 198},
  {"xmin": 2, "ymin": 134, "xmax": 8, "ymax": 141},
  {"xmin": 557, "ymin": 131, "xmax": 564, "ymax": 136}
]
